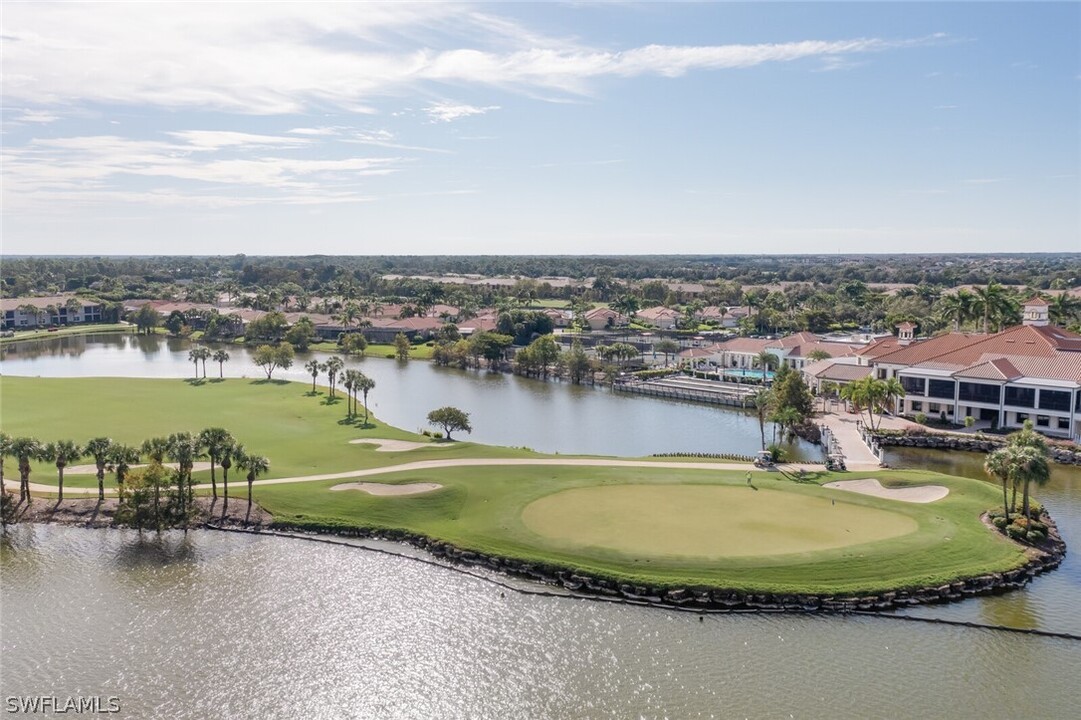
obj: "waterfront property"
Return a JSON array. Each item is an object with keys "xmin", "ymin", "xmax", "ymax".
[
  {"xmin": 864, "ymin": 299, "xmax": 1081, "ymax": 440},
  {"xmin": 1, "ymin": 295, "xmax": 103, "ymax": 329}
]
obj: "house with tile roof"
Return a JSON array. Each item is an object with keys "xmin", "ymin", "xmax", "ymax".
[
  {"xmin": 867, "ymin": 299, "xmax": 1081, "ymax": 439},
  {"xmin": 583, "ymin": 307, "xmax": 628, "ymax": 331},
  {"xmin": 636, "ymin": 306, "xmax": 682, "ymax": 330},
  {"xmin": 2, "ymin": 295, "xmax": 103, "ymax": 329}
]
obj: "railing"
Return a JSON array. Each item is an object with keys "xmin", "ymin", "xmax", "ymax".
[{"xmin": 614, "ymin": 381, "xmax": 750, "ymax": 408}]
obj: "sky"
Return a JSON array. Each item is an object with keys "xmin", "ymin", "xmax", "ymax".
[{"xmin": 2, "ymin": 1, "xmax": 1078, "ymax": 256}]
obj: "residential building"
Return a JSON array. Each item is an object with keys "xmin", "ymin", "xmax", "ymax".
[{"xmin": 2, "ymin": 295, "xmax": 103, "ymax": 329}]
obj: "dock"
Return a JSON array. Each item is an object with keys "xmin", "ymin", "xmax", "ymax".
[{"xmin": 614, "ymin": 376, "xmax": 757, "ymax": 408}]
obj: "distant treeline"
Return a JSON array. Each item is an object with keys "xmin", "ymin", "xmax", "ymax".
[{"xmin": 3, "ymin": 254, "xmax": 1079, "ymax": 302}]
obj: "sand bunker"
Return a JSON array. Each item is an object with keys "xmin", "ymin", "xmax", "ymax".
[
  {"xmin": 823, "ymin": 478, "xmax": 948, "ymax": 504},
  {"xmin": 66, "ymin": 461, "xmax": 213, "ymax": 475},
  {"xmin": 330, "ymin": 482, "xmax": 443, "ymax": 496},
  {"xmin": 348, "ymin": 438, "xmax": 450, "ymax": 452}
]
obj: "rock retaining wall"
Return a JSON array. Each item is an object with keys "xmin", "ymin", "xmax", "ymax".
[
  {"xmin": 263, "ymin": 513, "xmax": 1066, "ymax": 615},
  {"xmin": 869, "ymin": 430, "xmax": 1081, "ymax": 466}
]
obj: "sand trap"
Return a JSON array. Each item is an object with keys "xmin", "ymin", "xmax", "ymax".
[
  {"xmin": 823, "ymin": 478, "xmax": 949, "ymax": 504},
  {"xmin": 66, "ymin": 461, "xmax": 213, "ymax": 475},
  {"xmin": 330, "ymin": 482, "xmax": 443, "ymax": 496},
  {"xmin": 348, "ymin": 438, "xmax": 450, "ymax": 452}
]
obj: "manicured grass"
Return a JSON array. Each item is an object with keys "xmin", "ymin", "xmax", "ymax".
[
  {"xmin": 0, "ymin": 376, "xmax": 531, "ymax": 488},
  {"xmin": 520, "ymin": 485, "xmax": 918, "ymax": 557},
  {"xmin": 306, "ymin": 341, "xmax": 435, "ymax": 359},
  {"xmin": 253, "ymin": 463, "xmax": 1028, "ymax": 595},
  {"xmin": 1, "ymin": 376, "xmax": 1030, "ymax": 594},
  {"xmin": 0, "ymin": 323, "xmax": 136, "ymax": 344}
]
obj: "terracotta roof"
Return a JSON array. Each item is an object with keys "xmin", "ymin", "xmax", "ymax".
[
  {"xmin": 2, "ymin": 295, "xmax": 102, "ymax": 311},
  {"xmin": 954, "ymin": 358, "xmax": 1022, "ymax": 381},
  {"xmin": 854, "ymin": 335, "xmax": 904, "ymax": 358},
  {"xmin": 802, "ymin": 359, "xmax": 873, "ymax": 382},
  {"xmin": 1024, "ymin": 296, "xmax": 1050, "ymax": 307},
  {"xmin": 719, "ymin": 337, "xmax": 774, "ymax": 354},
  {"xmin": 897, "ymin": 321, "xmax": 916, "ymax": 330},
  {"xmin": 584, "ymin": 307, "xmax": 624, "ymax": 319},
  {"xmin": 871, "ymin": 332, "xmax": 988, "ymax": 365},
  {"xmin": 770, "ymin": 332, "xmax": 820, "ymax": 349},
  {"xmin": 679, "ymin": 345, "xmax": 724, "ymax": 358},
  {"xmin": 637, "ymin": 306, "xmax": 682, "ymax": 321}
]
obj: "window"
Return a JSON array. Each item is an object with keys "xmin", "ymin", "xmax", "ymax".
[
  {"xmin": 911, "ymin": 401, "xmax": 923, "ymax": 412},
  {"xmin": 1038, "ymin": 390, "xmax": 1071, "ymax": 412},
  {"xmin": 1004, "ymin": 386, "xmax": 1036, "ymax": 408},
  {"xmin": 1016, "ymin": 413, "xmax": 1029, "ymax": 423},
  {"xmin": 958, "ymin": 382, "xmax": 1000, "ymax": 404},
  {"xmin": 929, "ymin": 403, "xmax": 941, "ymax": 413},
  {"xmin": 928, "ymin": 379, "xmax": 955, "ymax": 399},
  {"xmin": 900, "ymin": 376, "xmax": 926, "ymax": 396},
  {"xmin": 877, "ymin": 369, "xmax": 887, "ymax": 379},
  {"xmin": 1036, "ymin": 416, "xmax": 1050, "ymax": 428},
  {"xmin": 1058, "ymin": 417, "xmax": 1070, "ymax": 430}
]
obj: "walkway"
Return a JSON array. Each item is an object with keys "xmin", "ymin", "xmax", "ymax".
[
  {"xmin": 5, "ymin": 457, "xmax": 830, "ymax": 497},
  {"xmin": 817, "ymin": 413, "xmax": 883, "ymax": 471}
]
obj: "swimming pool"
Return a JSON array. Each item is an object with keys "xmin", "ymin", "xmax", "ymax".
[{"xmin": 722, "ymin": 368, "xmax": 774, "ymax": 381}]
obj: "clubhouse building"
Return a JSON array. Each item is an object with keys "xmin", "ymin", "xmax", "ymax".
[{"xmin": 806, "ymin": 299, "xmax": 1081, "ymax": 441}]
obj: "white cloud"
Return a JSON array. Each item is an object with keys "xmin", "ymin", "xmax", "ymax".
[
  {"xmin": 1, "ymin": 3, "xmax": 946, "ymax": 113},
  {"xmin": 165, "ymin": 130, "xmax": 310, "ymax": 150},
  {"xmin": 9, "ymin": 110, "xmax": 60, "ymax": 123},
  {"xmin": 425, "ymin": 102, "xmax": 500, "ymax": 122}
]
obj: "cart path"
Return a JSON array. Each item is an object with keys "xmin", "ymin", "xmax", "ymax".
[{"xmin": 6, "ymin": 457, "xmax": 840, "ymax": 496}]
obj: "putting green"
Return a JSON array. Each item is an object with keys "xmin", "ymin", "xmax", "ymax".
[{"xmin": 521, "ymin": 485, "xmax": 919, "ymax": 559}]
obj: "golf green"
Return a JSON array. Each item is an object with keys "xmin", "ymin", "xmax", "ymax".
[{"xmin": 520, "ymin": 485, "xmax": 918, "ymax": 559}]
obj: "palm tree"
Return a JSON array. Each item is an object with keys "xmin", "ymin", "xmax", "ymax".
[
  {"xmin": 188, "ymin": 345, "xmax": 211, "ymax": 378},
  {"xmin": 325, "ymin": 356, "xmax": 344, "ymax": 399},
  {"xmin": 1049, "ymin": 293, "xmax": 1081, "ymax": 327},
  {"xmin": 167, "ymin": 432, "xmax": 202, "ymax": 519},
  {"xmin": 342, "ymin": 369, "xmax": 359, "ymax": 417},
  {"xmin": 941, "ymin": 290, "xmax": 976, "ymax": 331},
  {"xmin": 85, "ymin": 437, "xmax": 114, "ymax": 502},
  {"xmin": 654, "ymin": 339, "xmax": 680, "ymax": 366},
  {"xmin": 984, "ymin": 447, "xmax": 1015, "ymax": 521},
  {"xmin": 10, "ymin": 436, "xmax": 44, "ymax": 503},
  {"xmin": 237, "ymin": 451, "xmax": 270, "ymax": 509},
  {"xmin": 304, "ymin": 359, "xmax": 322, "ymax": 392},
  {"xmin": 355, "ymin": 373, "xmax": 376, "ymax": 425},
  {"xmin": 972, "ymin": 282, "xmax": 1014, "ymax": 333},
  {"xmin": 109, "ymin": 444, "xmax": 141, "ymax": 485},
  {"xmin": 141, "ymin": 436, "xmax": 170, "ymax": 524},
  {"xmin": 1007, "ymin": 422, "xmax": 1052, "ymax": 518},
  {"xmin": 212, "ymin": 349, "xmax": 230, "ymax": 378},
  {"xmin": 198, "ymin": 427, "xmax": 233, "ymax": 500},
  {"xmin": 220, "ymin": 439, "xmax": 238, "ymax": 510},
  {"xmin": 0, "ymin": 432, "xmax": 12, "ymax": 500},
  {"xmin": 881, "ymin": 376, "xmax": 906, "ymax": 419},
  {"xmin": 751, "ymin": 388, "xmax": 773, "ymax": 450},
  {"xmin": 42, "ymin": 441, "xmax": 82, "ymax": 503},
  {"xmin": 754, "ymin": 350, "xmax": 777, "ymax": 380}
]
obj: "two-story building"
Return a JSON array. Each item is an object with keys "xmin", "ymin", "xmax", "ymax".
[{"xmin": 2, "ymin": 295, "xmax": 103, "ymax": 329}]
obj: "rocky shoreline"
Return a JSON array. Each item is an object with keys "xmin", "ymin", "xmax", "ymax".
[
  {"xmin": 868, "ymin": 429, "xmax": 1081, "ymax": 466},
  {"xmin": 261, "ymin": 512, "xmax": 1066, "ymax": 615},
  {"xmin": 6, "ymin": 496, "xmax": 1066, "ymax": 615}
]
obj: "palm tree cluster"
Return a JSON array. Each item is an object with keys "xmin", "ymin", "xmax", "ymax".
[
  {"xmin": 302, "ymin": 356, "xmax": 377, "ymax": 425},
  {"xmin": 984, "ymin": 421, "xmax": 1052, "ymax": 525},
  {"xmin": 0, "ymin": 429, "xmax": 269, "ymax": 524},
  {"xmin": 839, "ymin": 376, "xmax": 905, "ymax": 431}
]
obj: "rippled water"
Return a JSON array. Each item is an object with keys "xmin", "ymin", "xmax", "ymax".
[
  {"xmin": 0, "ymin": 333, "xmax": 815, "ymax": 459},
  {"xmin": 3, "ymin": 525, "xmax": 1079, "ymax": 719}
]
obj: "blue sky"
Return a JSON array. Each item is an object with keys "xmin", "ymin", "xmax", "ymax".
[{"xmin": 3, "ymin": 2, "xmax": 1078, "ymax": 255}]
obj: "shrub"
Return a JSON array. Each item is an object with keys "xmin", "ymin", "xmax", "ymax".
[
  {"xmin": 992, "ymin": 516, "xmax": 1008, "ymax": 529},
  {"xmin": 1028, "ymin": 520, "xmax": 1048, "ymax": 534},
  {"xmin": 914, "ymin": 412, "xmax": 927, "ymax": 425},
  {"xmin": 421, "ymin": 430, "xmax": 431, "ymax": 437},
  {"xmin": 385, "ymin": 353, "xmax": 395, "ymax": 359},
  {"xmin": 1005, "ymin": 524, "xmax": 1026, "ymax": 540},
  {"xmin": 1026, "ymin": 530, "xmax": 1047, "ymax": 544},
  {"xmin": 939, "ymin": 410, "xmax": 947, "ymax": 423},
  {"xmin": 432, "ymin": 431, "xmax": 443, "ymax": 439},
  {"xmin": 964, "ymin": 416, "xmax": 976, "ymax": 428},
  {"xmin": 766, "ymin": 443, "xmax": 787, "ymax": 463}
]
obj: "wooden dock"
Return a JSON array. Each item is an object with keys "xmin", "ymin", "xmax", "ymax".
[{"xmin": 614, "ymin": 376, "xmax": 755, "ymax": 408}]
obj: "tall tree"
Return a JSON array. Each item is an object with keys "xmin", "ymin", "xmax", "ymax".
[
  {"xmin": 85, "ymin": 437, "xmax": 114, "ymax": 502},
  {"xmin": 237, "ymin": 450, "xmax": 270, "ymax": 509},
  {"xmin": 394, "ymin": 332, "xmax": 411, "ymax": 360},
  {"xmin": 109, "ymin": 443, "xmax": 141, "ymax": 485},
  {"xmin": 167, "ymin": 432, "xmax": 202, "ymax": 520},
  {"xmin": 10, "ymin": 436, "xmax": 44, "ymax": 503},
  {"xmin": 325, "ymin": 356, "xmax": 344, "ymax": 399},
  {"xmin": 304, "ymin": 358, "xmax": 322, "ymax": 392},
  {"xmin": 355, "ymin": 373, "xmax": 376, "ymax": 425},
  {"xmin": 0, "ymin": 432, "xmax": 12, "ymax": 500},
  {"xmin": 754, "ymin": 350, "xmax": 778, "ymax": 379},
  {"xmin": 654, "ymin": 338, "xmax": 680, "ymax": 366},
  {"xmin": 212, "ymin": 349, "xmax": 230, "ymax": 378},
  {"xmin": 751, "ymin": 387, "xmax": 773, "ymax": 451},
  {"xmin": 220, "ymin": 439, "xmax": 238, "ymax": 511},
  {"xmin": 198, "ymin": 427, "xmax": 233, "ymax": 500}
]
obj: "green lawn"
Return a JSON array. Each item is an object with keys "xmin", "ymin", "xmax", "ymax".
[
  {"xmin": 0, "ymin": 323, "xmax": 136, "ymax": 344},
  {"xmin": 1, "ymin": 376, "xmax": 1029, "ymax": 594}
]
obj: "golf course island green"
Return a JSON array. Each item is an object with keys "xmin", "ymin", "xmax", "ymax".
[{"xmin": 0, "ymin": 376, "xmax": 1065, "ymax": 610}]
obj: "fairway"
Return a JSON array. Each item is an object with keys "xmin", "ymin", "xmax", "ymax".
[{"xmin": 521, "ymin": 485, "xmax": 918, "ymax": 559}]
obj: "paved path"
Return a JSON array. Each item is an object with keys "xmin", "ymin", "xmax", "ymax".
[
  {"xmin": 817, "ymin": 413, "xmax": 883, "ymax": 471},
  {"xmin": 5, "ymin": 457, "xmax": 829, "ymax": 497}
]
